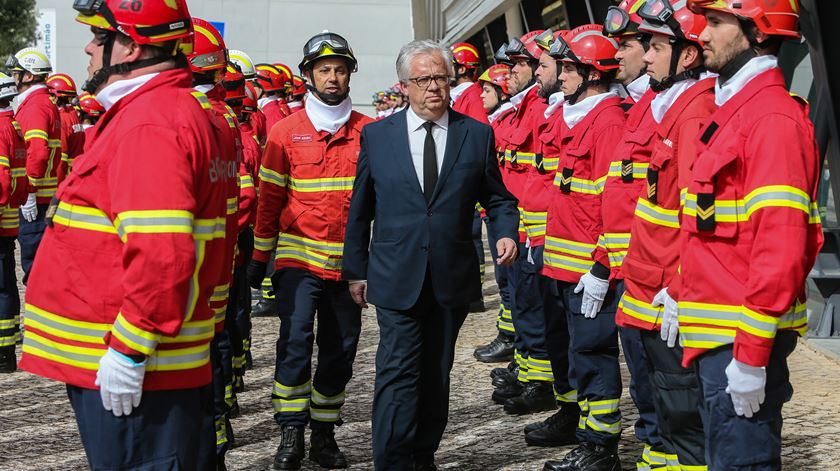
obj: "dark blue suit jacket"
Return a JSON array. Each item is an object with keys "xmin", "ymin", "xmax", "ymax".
[{"xmin": 342, "ymin": 108, "xmax": 519, "ymax": 311}]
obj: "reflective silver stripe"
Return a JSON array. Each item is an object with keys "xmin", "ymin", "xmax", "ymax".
[
  {"xmin": 259, "ymin": 166, "xmax": 288, "ymax": 187},
  {"xmin": 288, "ymin": 177, "xmax": 355, "ymax": 192},
  {"xmin": 588, "ymin": 400, "xmax": 619, "ymax": 415},
  {"xmin": 193, "ymin": 219, "xmax": 226, "ymax": 240},
  {"xmin": 22, "ymin": 333, "xmax": 103, "ymax": 369},
  {"xmin": 607, "ymin": 161, "xmax": 648, "ymax": 179},
  {"xmin": 634, "ymin": 199, "xmax": 680, "ymax": 228},
  {"xmin": 586, "ymin": 415, "xmax": 621, "ymax": 434},
  {"xmin": 543, "ymin": 252, "xmax": 592, "ymax": 272},
  {"xmin": 277, "ymin": 234, "xmax": 343, "ymax": 256},
  {"xmin": 312, "ymin": 388, "xmax": 345, "ymax": 406},
  {"xmin": 254, "ymin": 236, "xmax": 277, "ymax": 251},
  {"xmin": 53, "ymin": 204, "xmax": 118, "ymax": 235},
  {"xmin": 680, "ymin": 328, "xmax": 734, "ymax": 346},
  {"xmin": 544, "ymin": 237, "xmax": 596, "ymax": 257},
  {"xmin": 276, "ymin": 248, "xmax": 341, "ymax": 270},
  {"xmin": 273, "ymin": 380, "xmax": 311, "ymax": 397},
  {"xmin": 146, "ymin": 345, "xmax": 210, "ymax": 370},
  {"xmin": 24, "ymin": 306, "xmax": 108, "ymax": 341},
  {"xmin": 310, "ymin": 408, "xmax": 340, "ymax": 421},
  {"xmin": 112, "ymin": 317, "xmax": 159, "ymax": 353},
  {"xmin": 743, "ymin": 189, "xmax": 809, "ymax": 214}
]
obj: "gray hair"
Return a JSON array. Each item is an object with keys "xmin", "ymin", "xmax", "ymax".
[{"xmin": 395, "ymin": 39, "xmax": 455, "ymax": 82}]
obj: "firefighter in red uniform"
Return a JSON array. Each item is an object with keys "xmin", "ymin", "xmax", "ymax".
[
  {"xmin": 246, "ymin": 31, "xmax": 372, "ymax": 471},
  {"xmin": 5, "ymin": 47, "xmax": 60, "ymax": 284},
  {"xmin": 18, "ymin": 1, "xmax": 226, "ymax": 468},
  {"xmin": 674, "ymin": 1, "xmax": 822, "ymax": 468},
  {"xmin": 255, "ymin": 63, "xmax": 290, "ymax": 133},
  {"xmin": 606, "ymin": 0, "xmax": 653, "ymax": 106},
  {"xmin": 273, "ymin": 63, "xmax": 295, "ymax": 117},
  {"xmin": 46, "ymin": 73, "xmax": 85, "ymax": 183},
  {"xmin": 449, "ymin": 42, "xmax": 487, "ymax": 123},
  {"xmin": 490, "ymin": 31, "xmax": 558, "ymax": 417},
  {"xmin": 77, "ymin": 92, "xmax": 104, "ymax": 132},
  {"xmin": 230, "ymin": 49, "xmax": 267, "ymax": 146},
  {"xmin": 540, "ymin": 25, "xmax": 627, "ymax": 471},
  {"xmin": 616, "ymin": 3, "xmax": 716, "ymax": 469},
  {"xmin": 474, "ymin": 63, "xmax": 518, "ymax": 365},
  {"xmin": 288, "ymin": 75, "xmax": 306, "ymax": 114},
  {"xmin": 188, "ymin": 18, "xmax": 247, "ymax": 469},
  {"xmin": 0, "ymin": 73, "xmax": 27, "ymax": 373}
]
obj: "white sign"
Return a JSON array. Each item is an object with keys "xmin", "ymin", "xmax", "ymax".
[{"xmin": 36, "ymin": 8, "xmax": 57, "ymax": 70}]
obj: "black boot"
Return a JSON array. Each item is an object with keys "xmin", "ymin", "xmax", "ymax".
[
  {"xmin": 245, "ymin": 349, "xmax": 254, "ymax": 370},
  {"xmin": 309, "ymin": 428, "xmax": 348, "ymax": 469},
  {"xmin": 525, "ymin": 403, "xmax": 580, "ymax": 446},
  {"xmin": 273, "ymin": 425, "xmax": 305, "ymax": 470},
  {"xmin": 474, "ymin": 333, "xmax": 515, "ymax": 363},
  {"xmin": 0, "ymin": 346, "xmax": 15, "ymax": 373},
  {"xmin": 503, "ymin": 381, "xmax": 557, "ymax": 415},
  {"xmin": 490, "ymin": 360, "xmax": 517, "ymax": 386},
  {"xmin": 491, "ymin": 380, "xmax": 524, "ymax": 404},
  {"xmin": 252, "ymin": 298, "xmax": 279, "ymax": 318},
  {"xmin": 543, "ymin": 442, "xmax": 620, "ymax": 471}
]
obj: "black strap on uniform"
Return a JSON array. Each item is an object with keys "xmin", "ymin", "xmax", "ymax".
[
  {"xmin": 559, "ymin": 167, "xmax": 573, "ymax": 193},
  {"xmin": 646, "ymin": 169, "xmax": 659, "ymax": 204},
  {"xmin": 695, "ymin": 192, "xmax": 716, "ymax": 231}
]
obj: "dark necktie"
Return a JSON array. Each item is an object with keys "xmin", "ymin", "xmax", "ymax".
[{"xmin": 422, "ymin": 121, "xmax": 438, "ymax": 202}]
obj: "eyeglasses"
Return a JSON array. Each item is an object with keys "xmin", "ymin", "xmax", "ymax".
[
  {"xmin": 407, "ymin": 75, "xmax": 450, "ymax": 89},
  {"xmin": 604, "ymin": 6, "xmax": 632, "ymax": 36}
]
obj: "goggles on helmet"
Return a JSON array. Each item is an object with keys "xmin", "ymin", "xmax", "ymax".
[
  {"xmin": 72, "ymin": 0, "xmax": 105, "ymax": 16},
  {"xmin": 302, "ymin": 32, "xmax": 356, "ymax": 68},
  {"xmin": 639, "ymin": 0, "xmax": 685, "ymax": 38},
  {"xmin": 189, "ymin": 50, "xmax": 227, "ymax": 71},
  {"xmin": 533, "ymin": 29, "xmax": 556, "ymax": 51},
  {"xmin": 4, "ymin": 56, "xmax": 19, "ymax": 73},
  {"xmin": 506, "ymin": 38, "xmax": 527, "ymax": 57},
  {"xmin": 548, "ymin": 36, "xmax": 580, "ymax": 62},
  {"xmin": 494, "ymin": 45, "xmax": 510, "ymax": 64},
  {"xmin": 604, "ymin": 7, "xmax": 633, "ymax": 36}
]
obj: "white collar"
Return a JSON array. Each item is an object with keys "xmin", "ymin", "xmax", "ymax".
[
  {"xmin": 625, "ymin": 74, "xmax": 650, "ymax": 103},
  {"xmin": 0, "ymin": 106, "xmax": 12, "ymax": 113},
  {"xmin": 715, "ymin": 55, "xmax": 777, "ymax": 106},
  {"xmin": 258, "ymin": 95, "xmax": 278, "ymax": 109},
  {"xmin": 193, "ymin": 84, "xmax": 214, "ymax": 94},
  {"xmin": 563, "ymin": 91, "xmax": 617, "ymax": 129},
  {"xmin": 288, "ymin": 100, "xmax": 303, "ymax": 109},
  {"xmin": 510, "ymin": 83, "xmax": 538, "ymax": 109},
  {"xmin": 488, "ymin": 101, "xmax": 514, "ymax": 123},
  {"xmin": 651, "ymin": 71, "xmax": 717, "ymax": 123},
  {"xmin": 304, "ymin": 92, "xmax": 353, "ymax": 135},
  {"xmin": 96, "ymin": 73, "xmax": 160, "ymax": 111},
  {"xmin": 544, "ymin": 92, "xmax": 565, "ymax": 119},
  {"xmin": 406, "ymin": 104, "xmax": 449, "ymax": 132},
  {"xmin": 82, "ymin": 123, "xmax": 94, "ymax": 130},
  {"xmin": 11, "ymin": 84, "xmax": 47, "ymax": 114},
  {"xmin": 450, "ymin": 81, "xmax": 473, "ymax": 104}
]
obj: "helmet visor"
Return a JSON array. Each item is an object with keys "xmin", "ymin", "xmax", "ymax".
[
  {"xmin": 303, "ymin": 33, "xmax": 354, "ymax": 63},
  {"xmin": 534, "ymin": 29, "xmax": 555, "ymax": 51},
  {"xmin": 506, "ymin": 37, "xmax": 527, "ymax": 58},
  {"xmin": 72, "ymin": 0, "xmax": 104, "ymax": 16},
  {"xmin": 189, "ymin": 50, "xmax": 227, "ymax": 71},
  {"xmin": 548, "ymin": 36, "xmax": 579, "ymax": 62},
  {"xmin": 4, "ymin": 56, "xmax": 20, "ymax": 72},
  {"xmin": 639, "ymin": 0, "xmax": 685, "ymax": 38},
  {"xmin": 494, "ymin": 45, "xmax": 510, "ymax": 64},
  {"xmin": 604, "ymin": 7, "xmax": 632, "ymax": 36}
]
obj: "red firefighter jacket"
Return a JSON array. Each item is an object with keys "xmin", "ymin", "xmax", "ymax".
[
  {"xmin": 56, "ymin": 105, "xmax": 85, "ymax": 184},
  {"xmin": 250, "ymin": 108, "xmax": 267, "ymax": 147},
  {"xmin": 0, "ymin": 111, "xmax": 28, "ymax": 236},
  {"xmin": 238, "ymin": 121, "xmax": 260, "ymax": 229},
  {"xmin": 253, "ymin": 107, "xmax": 373, "ymax": 280},
  {"xmin": 524, "ymin": 103, "xmax": 564, "ymax": 247},
  {"xmin": 277, "ymin": 98, "xmax": 292, "ymax": 119},
  {"xmin": 592, "ymin": 90, "xmax": 657, "ymax": 278},
  {"xmin": 617, "ymin": 78, "xmax": 716, "ymax": 331},
  {"xmin": 261, "ymin": 100, "xmax": 285, "ymax": 137},
  {"xmin": 676, "ymin": 69, "xmax": 823, "ymax": 367},
  {"xmin": 452, "ymin": 82, "xmax": 488, "ymax": 123},
  {"xmin": 15, "ymin": 86, "xmax": 61, "ymax": 204},
  {"xmin": 19, "ymin": 69, "xmax": 233, "ymax": 390},
  {"xmin": 541, "ymin": 96, "xmax": 625, "ymax": 283}
]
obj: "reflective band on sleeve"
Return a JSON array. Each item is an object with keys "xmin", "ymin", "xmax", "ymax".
[
  {"xmin": 192, "ymin": 218, "xmax": 226, "ymax": 240},
  {"xmin": 258, "ymin": 166, "xmax": 288, "ymax": 187},
  {"xmin": 111, "ymin": 312, "xmax": 160, "ymax": 355},
  {"xmin": 114, "ymin": 210, "xmax": 195, "ymax": 241},
  {"xmin": 288, "ymin": 176, "xmax": 355, "ymax": 193},
  {"xmin": 634, "ymin": 198, "xmax": 681, "ymax": 228},
  {"xmin": 254, "ymin": 236, "xmax": 277, "ymax": 252},
  {"xmin": 618, "ymin": 294, "xmax": 662, "ymax": 325},
  {"xmin": 743, "ymin": 185, "xmax": 811, "ymax": 218},
  {"xmin": 24, "ymin": 129, "xmax": 48, "ymax": 141},
  {"xmin": 240, "ymin": 174, "xmax": 254, "ymax": 189},
  {"xmin": 53, "ymin": 202, "xmax": 119, "ymax": 236},
  {"xmin": 0, "ymin": 156, "xmax": 9, "ymax": 167}
]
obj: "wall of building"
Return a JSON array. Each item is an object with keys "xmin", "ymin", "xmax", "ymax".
[{"xmin": 34, "ymin": 0, "xmax": 415, "ymax": 116}]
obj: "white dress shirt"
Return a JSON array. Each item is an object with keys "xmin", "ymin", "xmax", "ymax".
[{"xmin": 406, "ymin": 105, "xmax": 448, "ymax": 193}]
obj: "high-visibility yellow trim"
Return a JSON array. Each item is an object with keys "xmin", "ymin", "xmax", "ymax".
[
  {"xmin": 259, "ymin": 166, "xmax": 288, "ymax": 187},
  {"xmin": 288, "ymin": 176, "xmax": 355, "ymax": 193},
  {"xmin": 254, "ymin": 235, "xmax": 277, "ymax": 252},
  {"xmin": 635, "ymin": 198, "xmax": 681, "ymax": 229},
  {"xmin": 114, "ymin": 209, "xmax": 194, "ymax": 240},
  {"xmin": 24, "ymin": 129, "xmax": 48, "ymax": 141},
  {"xmin": 111, "ymin": 312, "xmax": 160, "ymax": 355}
]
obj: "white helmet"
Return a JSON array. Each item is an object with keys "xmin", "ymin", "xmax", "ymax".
[
  {"xmin": 0, "ymin": 73, "xmax": 18, "ymax": 101},
  {"xmin": 228, "ymin": 49, "xmax": 256, "ymax": 80},
  {"xmin": 5, "ymin": 47, "xmax": 52, "ymax": 76}
]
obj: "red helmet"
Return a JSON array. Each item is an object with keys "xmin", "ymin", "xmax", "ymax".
[
  {"xmin": 243, "ymin": 81, "xmax": 258, "ymax": 112},
  {"xmin": 550, "ymin": 24, "xmax": 619, "ymax": 72},
  {"xmin": 74, "ymin": 0, "xmax": 193, "ymax": 53},
  {"xmin": 604, "ymin": 0, "xmax": 648, "ymax": 37},
  {"xmin": 273, "ymin": 63, "xmax": 295, "ymax": 92},
  {"xmin": 687, "ymin": 0, "xmax": 800, "ymax": 39},
  {"xmin": 78, "ymin": 92, "xmax": 105, "ymax": 117},
  {"xmin": 254, "ymin": 63, "xmax": 287, "ymax": 92},
  {"xmin": 639, "ymin": 0, "xmax": 707, "ymax": 45},
  {"xmin": 450, "ymin": 42, "xmax": 481, "ymax": 68},
  {"xmin": 291, "ymin": 75, "xmax": 306, "ymax": 97},
  {"xmin": 222, "ymin": 65, "xmax": 246, "ymax": 101},
  {"xmin": 478, "ymin": 64, "xmax": 511, "ymax": 95},
  {"xmin": 188, "ymin": 18, "xmax": 227, "ymax": 73},
  {"xmin": 46, "ymin": 73, "xmax": 77, "ymax": 97},
  {"xmin": 506, "ymin": 31, "xmax": 545, "ymax": 62}
]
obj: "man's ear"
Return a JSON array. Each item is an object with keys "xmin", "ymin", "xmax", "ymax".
[
  {"xmin": 589, "ymin": 69, "xmax": 602, "ymax": 82},
  {"xmin": 121, "ymin": 39, "xmax": 145, "ymax": 62}
]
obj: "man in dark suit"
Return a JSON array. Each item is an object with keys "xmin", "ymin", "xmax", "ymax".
[{"xmin": 342, "ymin": 40, "xmax": 519, "ymax": 471}]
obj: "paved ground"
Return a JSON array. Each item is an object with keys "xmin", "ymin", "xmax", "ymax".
[{"xmin": 3, "ymin": 258, "xmax": 840, "ymax": 470}]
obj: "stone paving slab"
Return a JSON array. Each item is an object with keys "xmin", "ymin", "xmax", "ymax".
[{"xmin": 2, "ymin": 258, "xmax": 840, "ymax": 470}]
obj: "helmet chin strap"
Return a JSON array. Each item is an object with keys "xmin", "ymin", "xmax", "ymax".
[
  {"xmin": 650, "ymin": 41, "xmax": 706, "ymax": 92},
  {"xmin": 717, "ymin": 47, "xmax": 756, "ymax": 85},
  {"xmin": 305, "ymin": 83, "xmax": 349, "ymax": 106},
  {"xmin": 82, "ymin": 32, "xmax": 172, "ymax": 94},
  {"xmin": 565, "ymin": 64, "xmax": 598, "ymax": 105}
]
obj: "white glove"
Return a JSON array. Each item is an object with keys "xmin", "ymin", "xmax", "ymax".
[
  {"xmin": 725, "ymin": 358, "xmax": 766, "ymax": 418},
  {"xmin": 95, "ymin": 348, "xmax": 146, "ymax": 417},
  {"xmin": 652, "ymin": 288, "xmax": 679, "ymax": 348},
  {"xmin": 574, "ymin": 271, "xmax": 610, "ymax": 319},
  {"xmin": 21, "ymin": 193, "xmax": 37, "ymax": 223}
]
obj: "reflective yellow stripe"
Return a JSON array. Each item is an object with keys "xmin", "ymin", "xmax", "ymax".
[
  {"xmin": 682, "ymin": 186, "xmax": 814, "ymax": 223},
  {"xmin": 544, "ymin": 235, "xmax": 597, "ymax": 257},
  {"xmin": 272, "ymin": 380, "xmax": 311, "ymax": 397},
  {"xmin": 618, "ymin": 294, "xmax": 662, "ymax": 325},
  {"xmin": 588, "ymin": 398, "xmax": 619, "ymax": 415},
  {"xmin": 226, "ymin": 197, "xmax": 237, "ymax": 216},
  {"xmin": 678, "ymin": 301, "xmax": 807, "ymax": 349},
  {"xmin": 254, "ymin": 235, "xmax": 277, "ymax": 252},
  {"xmin": 553, "ymin": 172, "xmax": 606, "ymax": 195},
  {"xmin": 543, "ymin": 156, "xmax": 560, "ymax": 171},
  {"xmin": 240, "ymin": 174, "xmax": 254, "ymax": 189},
  {"xmin": 288, "ymin": 176, "xmax": 355, "ymax": 193},
  {"xmin": 210, "ymin": 284, "xmax": 230, "ymax": 303},
  {"xmin": 635, "ymin": 198, "xmax": 681, "ymax": 229},
  {"xmin": 192, "ymin": 218, "xmax": 226, "ymax": 241},
  {"xmin": 259, "ymin": 166, "xmax": 288, "ymax": 188},
  {"xmin": 24, "ymin": 129, "xmax": 48, "ymax": 141},
  {"xmin": 310, "ymin": 407, "xmax": 341, "ymax": 422},
  {"xmin": 277, "ymin": 233, "xmax": 343, "ymax": 256},
  {"xmin": 607, "ymin": 161, "xmax": 648, "ymax": 179},
  {"xmin": 111, "ymin": 312, "xmax": 160, "ymax": 355},
  {"xmin": 0, "ymin": 156, "xmax": 9, "ymax": 167},
  {"xmin": 190, "ymin": 91, "xmax": 213, "ymax": 110},
  {"xmin": 543, "ymin": 252, "xmax": 593, "ymax": 274},
  {"xmin": 28, "ymin": 176, "xmax": 58, "ymax": 186},
  {"xmin": 53, "ymin": 202, "xmax": 119, "ymax": 235},
  {"xmin": 586, "ymin": 415, "xmax": 621, "ymax": 434},
  {"xmin": 114, "ymin": 209, "xmax": 195, "ymax": 240},
  {"xmin": 11, "ymin": 168, "xmax": 26, "ymax": 178},
  {"xmin": 48, "ymin": 139, "xmax": 62, "ymax": 149},
  {"xmin": 311, "ymin": 387, "xmax": 345, "ymax": 406}
]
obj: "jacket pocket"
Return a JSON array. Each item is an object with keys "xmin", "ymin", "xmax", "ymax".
[{"xmin": 683, "ymin": 148, "xmax": 739, "ymax": 238}]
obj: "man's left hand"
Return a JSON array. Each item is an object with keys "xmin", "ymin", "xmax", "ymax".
[{"xmin": 496, "ymin": 238, "xmax": 518, "ymax": 266}]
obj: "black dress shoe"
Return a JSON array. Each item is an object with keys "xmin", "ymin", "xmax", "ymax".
[
  {"xmin": 309, "ymin": 428, "xmax": 348, "ymax": 469},
  {"xmin": 503, "ymin": 381, "xmax": 557, "ymax": 415},
  {"xmin": 474, "ymin": 333, "xmax": 515, "ymax": 363},
  {"xmin": 0, "ymin": 347, "xmax": 15, "ymax": 374},
  {"xmin": 469, "ymin": 298, "xmax": 486, "ymax": 313},
  {"xmin": 414, "ymin": 456, "xmax": 438, "ymax": 471},
  {"xmin": 525, "ymin": 404, "xmax": 580, "ymax": 446},
  {"xmin": 252, "ymin": 299, "xmax": 280, "ymax": 318},
  {"xmin": 491, "ymin": 380, "xmax": 524, "ymax": 404},
  {"xmin": 543, "ymin": 442, "xmax": 620, "ymax": 471},
  {"xmin": 273, "ymin": 425, "xmax": 305, "ymax": 470}
]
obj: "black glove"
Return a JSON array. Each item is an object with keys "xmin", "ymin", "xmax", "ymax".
[{"xmin": 247, "ymin": 260, "xmax": 268, "ymax": 290}]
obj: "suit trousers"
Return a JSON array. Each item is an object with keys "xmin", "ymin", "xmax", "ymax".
[
  {"xmin": 271, "ymin": 267, "xmax": 361, "ymax": 429},
  {"xmin": 511, "ymin": 244, "xmax": 551, "ymax": 382},
  {"xmin": 19, "ymin": 203, "xmax": 48, "ymax": 284},
  {"xmin": 67, "ymin": 384, "xmax": 215, "ymax": 471},
  {"xmin": 640, "ymin": 330, "xmax": 705, "ymax": 470},
  {"xmin": 372, "ymin": 268, "xmax": 468, "ymax": 470},
  {"xmin": 696, "ymin": 331, "xmax": 797, "ymax": 470},
  {"xmin": 0, "ymin": 237, "xmax": 20, "ymax": 348}
]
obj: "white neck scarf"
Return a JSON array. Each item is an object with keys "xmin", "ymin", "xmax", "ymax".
[
  {"xmin": 305, "ymin": 92, "xmax": 353, "ymax": 135},
  {"xmin": 193, "ymin": 84, "xmax": 214, "ymax": 94},
  {"xmin": 488, "ymin": 101, "xmax": 514, "ymax": 123},
  {"xmin": 544, "ymin": 92, "xmax": 565, "ymax": 119},
  {"xmin": 11, "ymin": 84, "xmax": 47, "ymax": 114},
  {"xmin": 715, "ymin": 55, "xmax": 777, "ymax": 106},
  {"xmin": 96, "ymin": 73, "xmax": 160, "ymax": 111},
  {"xmin": 258, "ymin": 95, "xmax": 277, "ymax": 110},
  {"xmin": 625, "ymin": 74, "xmax": 650, "ymax": 103},
  {"xmin": 510, "ymin": 83, "xmax": 537, "ymax": 109},
  {"xmin": 450, "ymin": 81, "xmax": 473, "ymax": 105},
  {"xmin": 651, "ymin": 71, "xmax": 717, "ymax": 123},
  {"xmin": 563, "ymin": 91, "xmax": 617, "ymax": 129}
]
